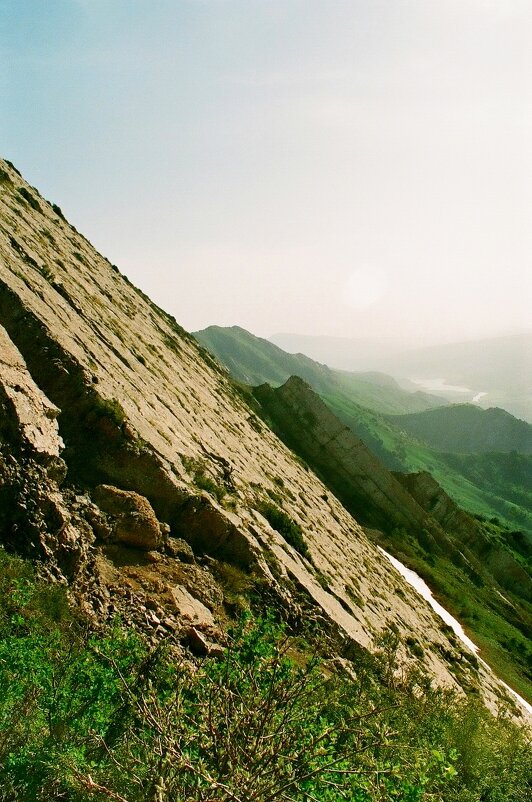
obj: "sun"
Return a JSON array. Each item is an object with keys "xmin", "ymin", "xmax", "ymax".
[{"xmin": 344, "ymin": 267, "xmax": 387, "ymax": 309}]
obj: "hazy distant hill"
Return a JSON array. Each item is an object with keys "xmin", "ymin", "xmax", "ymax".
[
  {"xmin": 194, "ymin": 326, "xmax": 445, "ymax": 415},
  {"xmin": 390, "ymin": 405, "xmax": 532, "ymax": 455},
  {"xmin": 382, "ymin": 333, "xmax": 532, "ymax": 423},
  {"xmin": 270, "ymin": 332, "xmax": 401, "ymax": 371},
  {"xmin": 270, "ymin": 331, "xmax": 532, "ymax": 423}
]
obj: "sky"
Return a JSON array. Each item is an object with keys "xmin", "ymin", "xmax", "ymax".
[{"xmin": 1, "ymin": 0, "xmax": 531, "ymax": 346}]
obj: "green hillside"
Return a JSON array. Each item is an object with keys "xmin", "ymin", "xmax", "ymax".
[
  {"xmin": 390, "ymin": 404, "xmax": 532, "ymax": 454},
  {"xmin": 325, "ymin": 393, "xmax": 532, "ymax": 536},
  {"xmin": 194, "ymin": 325, "xmax": 446, "ymax": 414},
  {"xmin": 195, "ymin": 326, "xmax": 532, "ymax": 536}
]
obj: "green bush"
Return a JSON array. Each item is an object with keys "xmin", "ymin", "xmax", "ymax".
[
  {"xmin": 194, "ymin": 469, "xmax": 226, "ymax": 503},
  {"xmin": 257, "ymin": 500, "xmax": 310, "ymax": 558},
  {"xmin": 91, "ymin": 396, "xmax": 127, "ymax": 427},
  {"xmin": 17, "ymin": 186, "xmax": 42, "ymax": 213},
  {"xmin": 0, "ymin": 548, "xmax": 530, "ymax": 802}
]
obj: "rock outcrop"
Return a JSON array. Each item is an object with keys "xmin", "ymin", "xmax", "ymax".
[
  {"xmin": 254, "ymin": 376, "xmax": 446, "ymax": 538},
  {"xmin": 393, "ymin": 470, "xmax": 478, "ymax": 540},
  {"xmin": 0, "ymin": 157, "xmax": 528, "ymax": 719},
  {"xmin": 93, "ymin": 484, "xmax": 163, "ymax": 550}
]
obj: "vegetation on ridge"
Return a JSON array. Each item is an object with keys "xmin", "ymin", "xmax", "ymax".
[
  {"xmin": 193, "ymin": 325, "xmax": 447, "ymax": 414},
  {"xmin": 0, "ymin": 548, "xmax": 530, "ymax": 802}
]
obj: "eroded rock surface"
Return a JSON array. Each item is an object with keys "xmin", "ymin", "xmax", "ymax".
[
  {"xmin": 0, "ymin": 157, "xmax": 528, "ymax": 721},
  {"xmin": 93, "ymin": 484, "xmax": 163, "ymax": 550}
]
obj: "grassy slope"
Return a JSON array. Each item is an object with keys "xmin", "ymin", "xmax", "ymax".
[
  {"xmin": 389, "ymin": 404, "xmax": 532, "ymax": 454},
  {"xmin": 322, "ymin": 392, "xmax": 532, "ymax": 536},
  {"xmin": 194, "ymin": 325, "xmax": 446, "ymax": 414}
]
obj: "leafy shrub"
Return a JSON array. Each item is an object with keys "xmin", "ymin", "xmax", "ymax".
[
  {"xmin": 213, "ymin": 561, "xmax": 255, "ymax": 609},
  {"xmin": 51, "ymin": 203, "xmax": 66, "ymax": 220},
  {"xmin": 194, "ymin": 469, "xmax": 226, "ymax": 503},
  {"xmin": 17, "ymin": 186, "xmax": 42, "ymax": 212},
  {"xmin": 257, "ymin": 500, "xmax": 309, "ymax": 558},
  {"xmin": 0, "ymin": 550, "xmax": 530, "ymax": 802},
  {"xmin": 91, "ymin": 396, "xmax": 127, "ymax": 427}
]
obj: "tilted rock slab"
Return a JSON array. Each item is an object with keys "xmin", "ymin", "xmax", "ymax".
[{"xmin": 0, "ymin": 157, "xmax": 528, "ymax": 721}]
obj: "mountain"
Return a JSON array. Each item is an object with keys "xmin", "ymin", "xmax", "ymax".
[
  {"xmin": 3, "ymin": 155, "xmax": 514, "ymax": 706},
  {"xmin": 389, "ymin": 405, "xmax": 532, "ymax": 455},
  {"xmin": 194, "ymin": 324, "xmax": 532, "ymax": 534},
  {"xmin": 271, "ymin": 331, "xmax": 532, "ymax": 423},
  {"xmin": 1, "ymin": 151, "xmax": 531, "ymax": 778},
  {"xmin": 194, "ymin": 327, "xmax": 532, "ymax": 693},
  {"xmin": 253, "ymin": 378, "xmax": 531, "ymax": 685},
  {"xmin": 195, "ymin": 325, "xmax": 446, "ymax": 414}
]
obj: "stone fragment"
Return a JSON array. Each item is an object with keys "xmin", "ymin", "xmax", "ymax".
[
  {"xmin": 184, "ymin": 626, "xmax": 224, "ymax": 658},
  {"xmin": 170, "ymin": 585, "xmax": 215, "ymax": 628},
  {"xmin": 177, "ymin": 563, "xmax": 224, "ymax": 611},
  {"xmin": 93, "ymin": 484, "xmax": 162, "ymax": 550},
  {"xmin": 165, "ymin": 536, "xmax": 195, "ymax": 562}
]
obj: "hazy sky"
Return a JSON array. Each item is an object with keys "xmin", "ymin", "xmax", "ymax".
[{"xmin": 2, "ymin": 1, "xmax": 531, "ymax": 345}]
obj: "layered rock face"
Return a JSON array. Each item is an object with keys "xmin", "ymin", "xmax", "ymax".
[
  {"xmin": 254, "ymin": 376, "xmax": 440, "ymax": 535},
  {"xmin": 0, "ymin": 158, "xmax": 525, "ymax": 715}
]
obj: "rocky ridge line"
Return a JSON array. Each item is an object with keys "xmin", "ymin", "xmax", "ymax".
[{"xmin": 0, "ymin": 157, "xmax": 526, "ymax": 718}]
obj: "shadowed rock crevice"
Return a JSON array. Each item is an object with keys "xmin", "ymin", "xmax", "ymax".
[{"xmin": 0, "ymin": 278, "xmax": 185, "ymax": 522}]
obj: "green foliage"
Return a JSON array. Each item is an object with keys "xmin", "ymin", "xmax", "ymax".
[
  {"xmin": 51, "ymin": 202, "xmax": 66, "ymax": 220},
  {"xmin": 0, "ymin": 552, "xmax": 530, "ymax": 802},
  {"xmin": 257, "ymin": 500, "xmax": 310, "ymax": 558},
  {"xmin": 181, "ymin": 456, "xmax": 227, "ymax": 502},
  {"xmin": 91, "ymin": 396, "xmax": 127, "ymax": 427},
  {"xmin": 17, "ymin": 186, "xmax": 42, "ymax": 213},
  {"xmin": 213, "ymin": 561, "xmax": 255, "ymax": 609},
  {"xmin": 194, "ymin": 470, "xmax": 226, "ymax": 503}
]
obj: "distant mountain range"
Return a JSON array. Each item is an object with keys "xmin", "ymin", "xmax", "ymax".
[
  {"xmin": 270, "ymin": 332, "xmax": 532, "ymax": 423},
  {"xmin": 194, "ymin": 325, "xmax": 446, "ymax": 415},
  {"xmin": 194, "ymin": 325, "xmax": 532, "ymax": 535}
]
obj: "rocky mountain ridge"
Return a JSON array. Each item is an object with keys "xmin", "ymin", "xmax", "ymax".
[{"xmin": 0, "ymin": 157, "xmax": 527, "ymax": 718}]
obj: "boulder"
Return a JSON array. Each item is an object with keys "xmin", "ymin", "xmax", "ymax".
[
  {"xmin": 93, "ymin": 484, "xmax": 162, "ymax": 550},
  {"xmin": 170, "ymin": 585, "xmax": 214, "ymax": 628},
  {"xmin": 165, "ymin": 536, "xmax": 195, "ymax": 562}
]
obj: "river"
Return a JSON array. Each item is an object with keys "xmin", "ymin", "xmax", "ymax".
[{"xmin": 409, "ymin": 377, "xmax": 488, "ymax": 405}]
